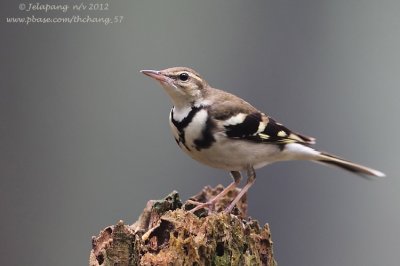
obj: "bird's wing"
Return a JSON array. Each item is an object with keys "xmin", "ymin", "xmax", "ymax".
[{"xmin": 210, "ymin": 102, "xmax": 315, "ymax": 145}]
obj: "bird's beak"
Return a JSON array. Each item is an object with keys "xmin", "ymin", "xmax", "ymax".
[{"xmin": 140, "ymin": 69, "xmax": 168, "ymax": 82}]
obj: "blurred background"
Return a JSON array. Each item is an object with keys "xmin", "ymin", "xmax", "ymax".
[{"xmin": 1, "ymin": 0, "xmax": 399, "ymax": 265}]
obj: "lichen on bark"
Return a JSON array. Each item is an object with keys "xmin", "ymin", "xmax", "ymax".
[{"xmin": 90, "ymin": 185, "xmax": 277, "ymax": 266}]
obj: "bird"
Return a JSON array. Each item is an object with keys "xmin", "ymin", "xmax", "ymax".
[{"xmin": 140, "ymin": 67, "xmax": 385, "ymax": 213}]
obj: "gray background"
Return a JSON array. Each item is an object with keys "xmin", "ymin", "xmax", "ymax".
[{"xmin": 1, "ymin": 1, "xmax": 399, "ymax": 265}]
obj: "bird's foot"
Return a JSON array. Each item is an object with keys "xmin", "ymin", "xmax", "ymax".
[
  {"xmin": 224, "ymin": 201, "xmax": 237, "ymax": 213},
  {"xmin": 186, "ymin": 199, "xmax": 216, "ymax": 214}
]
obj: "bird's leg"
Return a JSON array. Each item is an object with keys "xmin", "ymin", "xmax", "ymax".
[
  {"xmin": 189, "ymin": 171, "xmax": 242, "ymax": 213},
  {"xmin": 225, "ymin": 166, "xmax": 256, "ymax": 213}
]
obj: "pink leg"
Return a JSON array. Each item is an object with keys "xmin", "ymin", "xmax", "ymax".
[
  {"xmin": 225, "ymin": 166, "xmax": 256, "ymax": 213},
  {"xmin": 189, "ymin": 171, "xmax": 242, "ymax": 213}
]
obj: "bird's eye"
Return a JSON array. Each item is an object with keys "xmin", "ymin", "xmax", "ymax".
[{"xmin": 179, "ymin": 72, "xmax": 189, "ymax": 81}]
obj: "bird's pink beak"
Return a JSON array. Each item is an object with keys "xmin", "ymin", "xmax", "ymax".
[{"xmin": 140, "ymin": 69, "xmax": 168, "ymax": 83}]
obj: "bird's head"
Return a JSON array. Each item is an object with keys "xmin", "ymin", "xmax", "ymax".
[{"xmin": 141, "ymin": 67, "xmax": 208, "ymax": 108}]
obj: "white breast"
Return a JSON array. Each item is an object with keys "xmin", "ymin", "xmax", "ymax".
[{"xmin": 183, "ymin": 109, "xmax": 208, "ymax": 146}]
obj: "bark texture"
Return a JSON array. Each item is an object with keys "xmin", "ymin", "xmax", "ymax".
[{"xmin": 90, "ymin": 185, "xmax": 277, "ymax": 266}]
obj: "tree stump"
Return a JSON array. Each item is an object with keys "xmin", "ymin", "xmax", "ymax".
[{"xmin": 89, "ymin": 185, "xmax": 277, "ymax": 266}]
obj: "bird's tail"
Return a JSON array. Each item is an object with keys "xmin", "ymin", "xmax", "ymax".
[{"xmin": 315, "ymin": 152, "xmax": 385, "ymax": 178}]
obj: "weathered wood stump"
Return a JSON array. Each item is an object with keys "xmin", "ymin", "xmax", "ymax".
[{"xmin": 90, "ymin": 185, "xmax": 277, "ymax": 266}]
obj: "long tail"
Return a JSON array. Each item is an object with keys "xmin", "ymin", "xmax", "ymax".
[{"xmin": 315, "ymin": 152, "xmax": 385, "ymax": 178}]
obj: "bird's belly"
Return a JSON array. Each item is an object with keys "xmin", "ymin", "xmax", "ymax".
[{"xmin": 178, "ymin": 135, "xmax": 284, "ymax": 171}]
